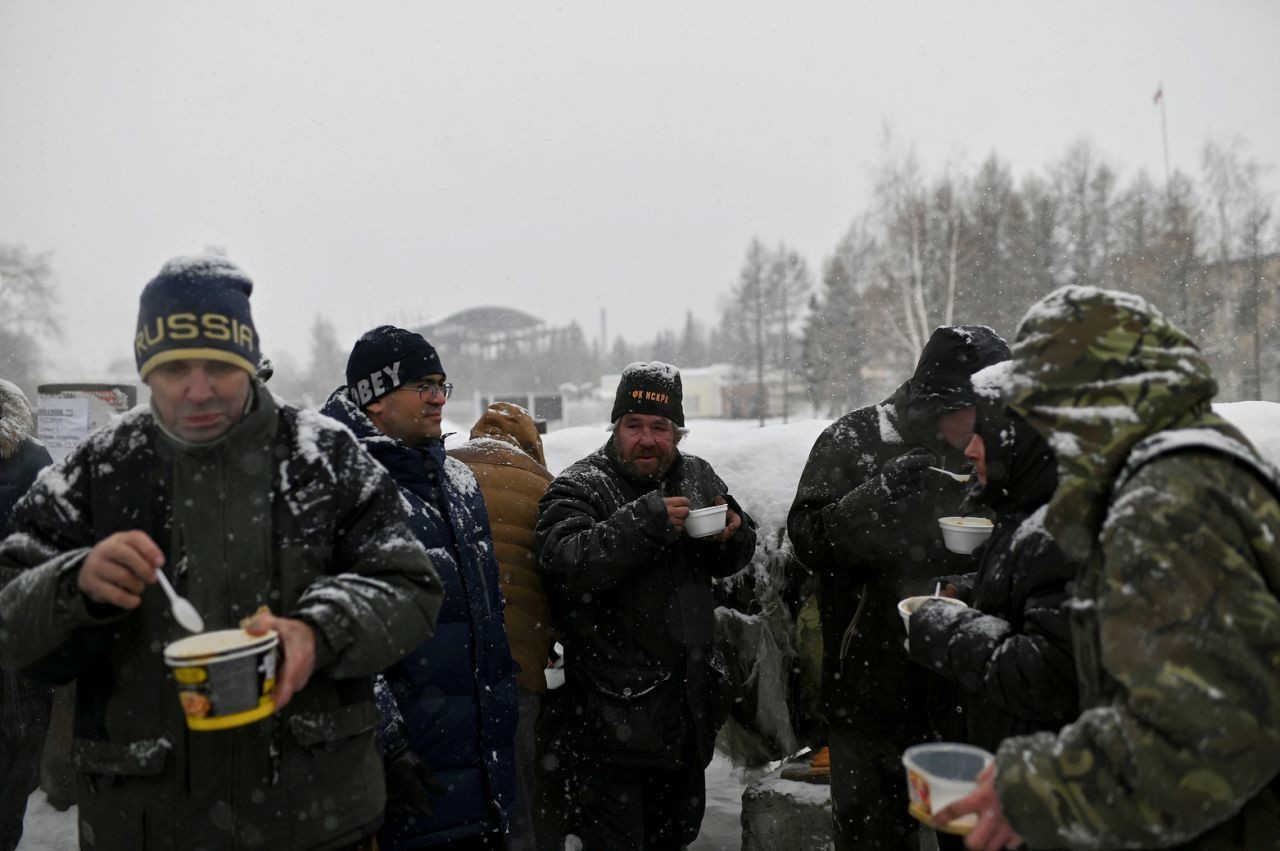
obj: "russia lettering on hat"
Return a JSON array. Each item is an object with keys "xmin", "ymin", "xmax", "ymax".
[{"xmin": 135, "ymin": 257, "xmax": 261, "ymax": 379}]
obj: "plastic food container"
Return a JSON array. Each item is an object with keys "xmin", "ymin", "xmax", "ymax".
[
  {"xmin": 937, "ymin": 516, "xmax": 994, "ymax": 554},
  {"xmin": 902, "ymin": 742, "xmax": 994, "ymax": 835},
  {"xmin": 164, "ymin": 629, "xmax": 279, "ymax": 731},
  {"xmin": 897, "ymin": 595, "xmax": 968, "ymax": 632},
  {"xmin": 685, "ymin": 504, "xmax": 728, "ymax": 538}
]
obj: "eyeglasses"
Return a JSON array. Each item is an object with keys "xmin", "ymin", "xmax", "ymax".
[{"xmin": 411, "ymin": 380, "xmax": 453, "ymax": 401}]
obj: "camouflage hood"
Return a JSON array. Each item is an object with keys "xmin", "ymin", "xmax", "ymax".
[{"xmin": 980, "ymin": 285, "xmax": 1242, "ymax": 561}]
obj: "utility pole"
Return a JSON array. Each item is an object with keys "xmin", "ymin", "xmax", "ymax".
[
  {"xmin": 1155, "ymin": 82, "xmax": 1170, "ymax": 197},
  {"xmin": 1154, "ymin": 82, "xmax": 1188, "ymax": 321}
]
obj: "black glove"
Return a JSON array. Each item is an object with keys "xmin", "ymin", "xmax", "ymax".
[
  {"xmin": 879, "ymin": 448, "xmax": 937, "ymax": 502},
  {"xmin": 385, "ymin": 744, "xmax": 443, "ymax": 819}
]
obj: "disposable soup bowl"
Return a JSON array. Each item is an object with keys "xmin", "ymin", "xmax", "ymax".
[
  {"xmin": 897, "ymin": 595, "xmax": 968, "ymax": 633},
  {"xmin": 685, "ymin": 504, "xmax": 728, "ymax": 538},
  {"xmin": 164, "ymin": 629, "xmax": 279, "ymax": 731},
  {"xmin": 938, "ymin": 516, "xmax": 994, "ymax": 554},
  {"xmin": 902, "ymin": 742, "xmax": 994, "ymax": 835}
]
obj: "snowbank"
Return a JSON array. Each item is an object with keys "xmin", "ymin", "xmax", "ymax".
[
  {"xmin": 531, "ymin": 402, "xmax": 1278, "ymax": 535},
  {"xmin": 1216, "ymin": 402, "xmax": 1280, "ymax": 466},
  {"xmin": 536, "ymin": 418, "xmax": 831, "ymax": 534}
]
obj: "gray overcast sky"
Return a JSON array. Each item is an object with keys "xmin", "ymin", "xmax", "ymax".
[{"xmin": 3, "ymin": 1, "xmax": 1278, "ymax": 380}]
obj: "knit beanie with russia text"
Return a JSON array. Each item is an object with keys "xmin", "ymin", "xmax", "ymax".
[{"xmin": 135, "ymin": 256, "xmax": 260, "ymax": 379}]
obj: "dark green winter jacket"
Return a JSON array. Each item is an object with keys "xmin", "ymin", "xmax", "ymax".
[
  {"xmin": 0, "ymin": 386, "xmax": 443, "ymax": 851},
  {"xmin": 989, "ymin": 286, "xmax": 1280, "ymax": 850}
]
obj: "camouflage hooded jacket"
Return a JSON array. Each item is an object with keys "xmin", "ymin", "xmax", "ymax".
[{"xmin": 983, "ymin": 286, "xmax": 1280, "ymax": 849}]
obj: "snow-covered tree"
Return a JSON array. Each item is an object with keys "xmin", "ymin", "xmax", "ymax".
[
  {"xmin": 769, "ymin": 243, "xmax": 811, "ymax": 423},
  {"xmin": 0, "ymin": 243, "xmax": 59, "ymax": 393}
]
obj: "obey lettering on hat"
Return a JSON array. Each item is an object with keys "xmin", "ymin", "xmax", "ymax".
[{"xmin": 345, "ymin": 325, "xmax": 444, "ymax": 407}]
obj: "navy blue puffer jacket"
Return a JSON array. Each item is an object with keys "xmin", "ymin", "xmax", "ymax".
[{"xmin": 321, "ymin": 390, "xmax": 517, "ymax": 848}]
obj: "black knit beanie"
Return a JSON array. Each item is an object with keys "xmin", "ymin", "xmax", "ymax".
[
  {"xmin": 610, "ymin": 361, "xmax": 684, "ymax": 426},
  {"xmin": 135, "ymin": 257, "xmax": 260, "ymax": 379},
  {"xmin": 346, "ymin": 325, "xmax": 445, "ymax": 407}
]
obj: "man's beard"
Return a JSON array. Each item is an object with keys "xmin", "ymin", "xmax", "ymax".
[{"xmin": 616, "ymin": 443, "xmax": 676, "ymax": 481}]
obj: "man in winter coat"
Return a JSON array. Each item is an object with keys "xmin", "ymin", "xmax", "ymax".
[
  {"xmin": 321, "ymin": 326, "xmax": 518, "ymax": 850},
  {"xmin": 787, "ymin": 325, "xmax": 1011, "ymax": 849},
  {"xmin": 535, "ymin": 362, "xmax": 757, "ymax": 849},
  {"xmin": 0, "ymin": 257, "xmax": 444, "ymax": 851},
  {"xmin": 0, "ymin": 378, "xmax": 53, "ymax": 851},
  {"xmin": 935, "ymin": 286, "xmax": 1280, "ymax": 850},
  {"xmin": 447, "ymin": 402, "xmax": 552, "ymax": 851},
  {"xmin": 905, "ymin": 388, "xmax": 1078, "ymax": 757}
]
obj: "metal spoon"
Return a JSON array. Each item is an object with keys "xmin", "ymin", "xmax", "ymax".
[
  {"xmin": 928, "ymin": 466, "xmax": 972, "ymax": 483},
  {"xmin": 156, "ymin": 570, "xmax": 205, "ymax": 633}
]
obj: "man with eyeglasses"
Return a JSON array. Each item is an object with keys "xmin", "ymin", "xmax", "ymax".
[{"xmin": 321, "ymin": 326, "xmax": 517, "ymax": 850}]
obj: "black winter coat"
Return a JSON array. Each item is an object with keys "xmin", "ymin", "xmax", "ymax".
[
  {"xmin": 787, "ymin": 325, "xmax": 1009, "ymax": 740},
  {"xmin": 907, "ymin": 407, "xmax": 1078, "ymax": 752},
  {"xmin": 535, "ymin": 440, "xmax": 756, "ymax": 768}
]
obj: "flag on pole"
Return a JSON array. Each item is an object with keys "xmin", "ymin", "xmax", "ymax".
[{"xmin": 1153, "ymin": 84, "xmax": 1163, "ymax": 105}]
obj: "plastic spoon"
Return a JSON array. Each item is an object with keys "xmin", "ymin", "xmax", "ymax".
[
  {"xmin": 927, "ymin": 466, "xmax": 972, "ymax": 483},
  {"xmin": 156, "ymin": 570, "xmax": 205, "ymax": 633}
]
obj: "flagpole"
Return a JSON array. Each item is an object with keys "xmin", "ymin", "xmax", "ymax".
[{"xmin": 1158, "ymin": 82, "xmax": 1170, "ymax": 196}]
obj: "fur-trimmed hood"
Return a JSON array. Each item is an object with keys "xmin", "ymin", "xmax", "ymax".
[{"xmin": 0, "ymin": 379, "xmax": 36, "ymax": 459}]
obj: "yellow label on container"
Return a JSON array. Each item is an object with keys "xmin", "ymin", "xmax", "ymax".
[
  {"xmin": 173, "ymin": 666, "xmax": 208, "ymax": 684},
  {"xmin": 185, "ymin": 696, "xmax": 276, "ymax": 731}
]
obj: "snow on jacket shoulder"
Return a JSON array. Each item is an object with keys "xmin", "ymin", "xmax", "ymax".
[{"xmin": 320, "ymin": 388, "xmax": 518, "ymax": 848}]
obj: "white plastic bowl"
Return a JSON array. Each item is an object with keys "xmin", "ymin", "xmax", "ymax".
[
  {"xmin": 685, "ymin": 504, "xmax": 728, "ymax": 538},
  {"xmin": 897, "ymin": 595, "xmax": 968, "ymax": 632},
  {"xmin": 938, "ymin": 516, "xmax": 994, "ymax": 554},
  {"xmin": 902, "ymin": 742, "xmax": 994, "ymax": 835}
]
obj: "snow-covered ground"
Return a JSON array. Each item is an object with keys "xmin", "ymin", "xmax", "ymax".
[{"xmin": 19, "ymin": 402, "xmax": 1280, "ymax": 849}]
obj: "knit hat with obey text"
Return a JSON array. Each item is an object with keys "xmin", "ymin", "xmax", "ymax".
[
  {"xmin": 610, "ymin": 361, "xmax": 684, "ymax": 426},
  {"xmin": 135, "ymin": 256, "xmax": 260, "ymax": 380},
  {"xmin": 345, "ymin": 325, "xmax": 445, "ymax": 407}
]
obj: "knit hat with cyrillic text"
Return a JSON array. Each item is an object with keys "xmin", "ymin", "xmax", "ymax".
[
  {"xmin": 345, "ymin": 325, "xmax": 445, "ymax": 407},
  {"xmin": 611, "ymin": 361, "xmax": 684, "ymax": 426},
  {"xmin": 135, "ymin": 256, "xmax": 259, "ymax": 379}
]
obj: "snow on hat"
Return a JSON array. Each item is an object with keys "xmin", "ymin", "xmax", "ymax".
[
  {"xmin": 135, "ymin": 256, "xmax": 260, "ymax": 380},
  {"xmin": 611, "ymin": 361, "xmax": 684, "ymax": 426},
  {"xmin": 345, "ymin": 325, "xmax": 445, "ymax": 407}
]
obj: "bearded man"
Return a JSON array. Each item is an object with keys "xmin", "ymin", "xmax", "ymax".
[{"xmin": 534, "ymin": 362, "xmax": 756, "ymax": 849}]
